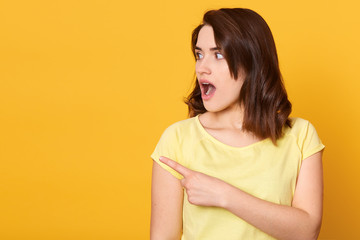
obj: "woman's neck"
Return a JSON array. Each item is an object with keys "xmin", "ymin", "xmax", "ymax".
[{"xmin": 207, "ymin": 104, "xmax": 244, "ymax": 130}]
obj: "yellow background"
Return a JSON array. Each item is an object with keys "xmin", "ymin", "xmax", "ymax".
[{"xmin": 0, "ymin": 0, "xmax": 359, "ymax": 239}]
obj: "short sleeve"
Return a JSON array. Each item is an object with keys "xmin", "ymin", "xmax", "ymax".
[
  {"xmin": 151, "ymin": 124, "xmax": 183, "ymax": 179},
  {"xmin": 299, "ymin": 120, "xmax": 325, "ymax": 160}
]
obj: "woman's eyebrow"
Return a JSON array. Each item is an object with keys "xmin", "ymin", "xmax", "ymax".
[{"xmin": 195, "ymin": 46, "xmax": 221, "ymax": 51}]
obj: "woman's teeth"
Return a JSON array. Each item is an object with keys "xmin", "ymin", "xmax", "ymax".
[
  {"xmin": 206, "ymin": 85, "xmax": 213, "ymax": 95},
  {"xmin": 202, "ymin": 82, "xmax": 214, "ymax": 96}
]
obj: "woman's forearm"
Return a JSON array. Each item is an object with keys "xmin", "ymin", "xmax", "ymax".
[
  {"xmin": 159, "ymin": 152, "xmax": 323, "ymax": 240},
  {"xmin": 221, "ymin": 152, "xmax": 323, "ymax": 240},
  {"xmin": 222, "ymin": 184, "xmax": 321, "ymax": 240}
]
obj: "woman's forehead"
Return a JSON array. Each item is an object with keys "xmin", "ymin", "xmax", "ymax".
[{"xmin": 196, "ymin": 25, "xmax": 217, "ymax": 49}]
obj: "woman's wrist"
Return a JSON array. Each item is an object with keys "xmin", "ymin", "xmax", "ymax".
[{"xmin": 218, "ymin": 183, "xmax": 238, "ymax": 209}]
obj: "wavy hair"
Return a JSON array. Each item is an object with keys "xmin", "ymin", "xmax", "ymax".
[{"xmin": 184, "ymin": 8, "xmax": 292, "ymax": 143}]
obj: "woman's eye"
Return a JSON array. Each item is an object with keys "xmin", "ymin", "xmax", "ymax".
[
  {"xmin": 196, "ymin": 52, "xmax": 203, "ymax": 60},
  {"xmin": 215, "ymin": 52, "xmax": 224, "ymax": 59}
]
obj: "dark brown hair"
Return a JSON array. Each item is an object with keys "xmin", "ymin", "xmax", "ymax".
[{"xmin": 184, "ymin": 8, "xmax": 292, "ymax": 143}]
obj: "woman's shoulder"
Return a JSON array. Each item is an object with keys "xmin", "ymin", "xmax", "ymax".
[
  {"xmin": 284, "ymin": 117, "xmax": 320, "ymax": 139},
  {"xmin": 160, "ymin": 117, "xmax": 198, "ymax": 136},
  {"xmin": 284, "ymin": 117, "xmax": 324, "ymax": 159},
  {"xmin": 289, "ymin": 117, "xmax": 309, "ymax": 128}
]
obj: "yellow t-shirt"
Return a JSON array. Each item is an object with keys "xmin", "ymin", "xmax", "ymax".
[{"xmin": 151, "ymin": 115, "xmax": 325, "ymax": 240}]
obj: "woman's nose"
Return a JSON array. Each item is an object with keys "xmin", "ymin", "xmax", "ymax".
[{"xmin": 196, "ymin": 58, "xmax": 211, "ymax": 75}]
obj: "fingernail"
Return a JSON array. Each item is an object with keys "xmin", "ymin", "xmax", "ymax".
[{"xmin": 159, "ymin": 156, "xmax": 164, "ymax": 161}]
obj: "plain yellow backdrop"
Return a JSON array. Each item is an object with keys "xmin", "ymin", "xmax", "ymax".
[{"xmin": 0, "ymin": 0, "xmax": 359, "ymax": 239}]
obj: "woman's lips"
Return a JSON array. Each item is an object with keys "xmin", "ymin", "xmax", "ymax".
[
  {"xmin": 202, "ymin": 87, "xmax": 216, "ymax": 100},
  {"xmin": 200, "ymin": 80, "xmax": 216, "ymax": 100}
]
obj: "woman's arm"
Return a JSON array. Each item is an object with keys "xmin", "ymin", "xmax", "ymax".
[
  {"xmin": 223, "ymin": 151, "xmax": 323, "ymax": 240},
  {"xmin": 150, "ymin": 161, "xmax": 183, "ymax": 240},
  {"xmin": 159, "ymin": 150, "xmax": 324, "ymax": 240}
]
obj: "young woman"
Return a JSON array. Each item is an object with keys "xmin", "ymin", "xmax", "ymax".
[{"xmin": 150, "ymin": 8, "xmax": 324, "ymax": 240}]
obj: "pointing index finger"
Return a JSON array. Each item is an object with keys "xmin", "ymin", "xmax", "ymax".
[{"xmin": 159, "ymin": 156, "xmax": 191, "ymax": 177}]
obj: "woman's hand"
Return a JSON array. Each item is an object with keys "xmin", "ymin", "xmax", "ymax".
[
  {"xmin": 160, "ymin": 151, "xmax": 323, "ymax": 240},
  {"xmin": 159, "ymin": 156, "xmax": 230, "ymax": 208}
]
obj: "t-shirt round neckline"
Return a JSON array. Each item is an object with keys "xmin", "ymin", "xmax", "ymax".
[{"xmin": 195, "ymin": 114, "xmax": 270, "ymax": 150}]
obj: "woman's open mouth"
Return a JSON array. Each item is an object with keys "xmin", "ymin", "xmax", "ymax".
[{"xmin": 201, "ymin": 82, "xmax": 216, "ymax": 100}]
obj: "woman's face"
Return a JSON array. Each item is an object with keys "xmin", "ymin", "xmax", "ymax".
[{"xmin": 195, "ymin": 25, "xmax": 245, "ymax": 113}]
